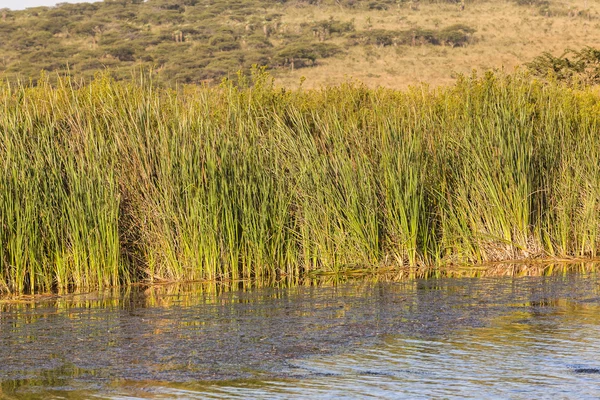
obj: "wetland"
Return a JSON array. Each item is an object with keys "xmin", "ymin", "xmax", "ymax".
[
  {"xmin": 3, "ymin": 56, "xmax": 600, "ymax": 399},
  {"xmin": 2, "ymin": 270, "xmax": 600, "ymax": 398}
]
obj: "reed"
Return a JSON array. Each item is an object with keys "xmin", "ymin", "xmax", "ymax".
[{"xmin": 1, "ymin": 70, "xmax": 599, "ymax": 294}]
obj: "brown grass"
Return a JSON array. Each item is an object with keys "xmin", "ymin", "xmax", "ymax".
[{"xmin": 272, "ymin": 0, "xmax": 600, "ymax": 89}]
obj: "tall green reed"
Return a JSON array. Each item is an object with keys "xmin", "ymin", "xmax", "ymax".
[{"xmin": 1, "ymin": 70, "xmax": 599, "ymax": 294}]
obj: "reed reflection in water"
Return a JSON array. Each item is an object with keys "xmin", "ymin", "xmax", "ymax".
[{"xmin": 1, "ymin": 270, "xmax": 600, "ymax": 399}]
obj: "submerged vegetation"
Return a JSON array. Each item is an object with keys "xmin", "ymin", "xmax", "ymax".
[{"xmin": 1, "ymin": 70, "xmax": 600, "ymax": 294}]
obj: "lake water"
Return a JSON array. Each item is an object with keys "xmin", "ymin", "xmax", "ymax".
[{"xmin": 1, "ymin": 272, "xmax": 600, "ymax": 399}]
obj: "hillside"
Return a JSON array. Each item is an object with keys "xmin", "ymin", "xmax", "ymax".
[{"xmin": 0, "ymin": 0, "xmax": 598, "ymax": 88}]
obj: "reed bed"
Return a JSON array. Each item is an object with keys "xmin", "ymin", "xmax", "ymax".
[{"xmin": 1, "ymin": 70, "xmax": 599, "ymax": 294}]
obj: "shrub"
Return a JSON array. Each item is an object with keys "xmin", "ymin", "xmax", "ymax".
[
  {"xmin": 368, "ymin": 1, "xmax": 389, "ymax": 10},
  {"xmin": 311, "ymin": 18, "xmax": 355, "ymax": 35},
  {"xmin": 311, "ymin": 42, "xmax": 342, "ymax": 57},
  {"xmin": 438, "ymin": 24, "xmax": 475, "ymax": 47},
  {"xmin": 355, "ymin": 29, "xmax": 397, "ymax": 46},
  {"xmin": 107, "ymin": 45, "xmax": 136, "ymax": 61},
  {"xmin": 245, "ymin": 34, "xmax": 273, "ymax": 49},
  {"xmin": 277, "ymin": 43, "xmax": 319, "ymax": 64},
  {"xmin": 526, "ymin": 47, "xmax": 600, "ymax": 85},
  {"xmin": 209, "ymin": 34, "xmax": 240, "ymax": 51}
]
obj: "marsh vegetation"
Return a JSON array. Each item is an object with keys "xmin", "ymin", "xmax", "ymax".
[{"xmin": 1, "ymin": 70, "xmax": 600, "ymax": 294}]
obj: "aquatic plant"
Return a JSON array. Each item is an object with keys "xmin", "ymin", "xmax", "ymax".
[{"xmin": 1, "ymin": 70, "xmax": 599, "ymax": 294}]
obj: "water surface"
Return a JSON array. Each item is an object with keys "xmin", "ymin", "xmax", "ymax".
[{"xmin": 1, "ymin": 272, "xmax": 600, "ymax": 398}]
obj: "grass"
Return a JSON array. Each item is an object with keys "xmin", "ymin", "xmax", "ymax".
[
  {"xmin": 274, "ymin": 0, "xmax": 600, "ymax": 89},
  {"xmin": 1, "ymin": 69, "xmax": 600, "ymax": 294},
  {"xmin": 2, "ymin": 0, "xmax": 600, "ymax": 89}
]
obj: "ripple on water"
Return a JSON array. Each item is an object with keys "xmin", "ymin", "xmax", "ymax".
[{"xmin": 1, "ymin": 273, "xmax": 600, "ymax": 399}]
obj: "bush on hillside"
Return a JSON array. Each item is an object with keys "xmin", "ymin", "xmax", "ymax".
[
  {"xmin": 438, "ymin": 24, "xmax": 475, "ymax": 47},
  {"xmin": 526, "ymin": 47, "xmax": 600, "ymax": 85}
]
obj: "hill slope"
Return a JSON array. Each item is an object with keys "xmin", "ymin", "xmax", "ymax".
[{"xmin": 0, "ymin": 0, "xmax": 598, "ymax": 88}]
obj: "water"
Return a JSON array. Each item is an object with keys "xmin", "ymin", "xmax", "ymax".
[{"xmin": 1, "ymin": 273, "xmax": 600, "ymax": 399}]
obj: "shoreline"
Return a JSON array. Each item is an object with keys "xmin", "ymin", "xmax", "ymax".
[{"xmin": 1, "ymin": 259, "xmax": 598, "ymax": 299}]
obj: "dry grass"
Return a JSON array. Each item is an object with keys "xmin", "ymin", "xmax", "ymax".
[{"xmin": 273, "ymin": 0, "xmax": 600, "ymax": 89}]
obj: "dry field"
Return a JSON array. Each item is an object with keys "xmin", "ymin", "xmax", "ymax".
[{"xmin": 271, "ymin": 0, "xmax": 600, "ymax": 89}]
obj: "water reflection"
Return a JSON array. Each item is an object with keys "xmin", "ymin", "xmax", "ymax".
[
  {"xmin": 268, "ymin": 301, "xmax": 600, "ymax": 399},
  {"xmin": 0, "ymin": 268, "xmax": 599, "ymax": 398}
]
